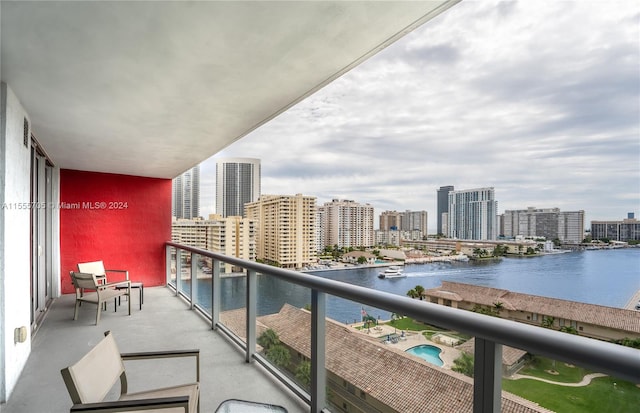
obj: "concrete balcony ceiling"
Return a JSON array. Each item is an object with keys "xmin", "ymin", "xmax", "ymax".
[{"xmin": 1, "ymin": 1, "xmax": 459, "ymax": 179}]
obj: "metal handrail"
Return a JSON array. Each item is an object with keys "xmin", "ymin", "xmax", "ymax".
[{"xmin": 167, "ymin": 242, "xmax": 640, "ymax": 411}]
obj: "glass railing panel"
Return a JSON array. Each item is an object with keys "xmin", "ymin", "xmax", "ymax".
[
  {"xmin": 254, "ymin": 274, "xmax": 312, "ymax": 395},
  {"xmin": 193, "ymin": 255, "xmax": 213, "ymax": 313},
  {"xmin": 218, "ymin": 268, "xmax": 249, "ymax": 344},
  {"xmin": 501, "ymin": 348, "xmax": 640, "ymax": 413},
  {"xmin": 178, "ymin": 250, "xmax": 191, "ymax": 298}
]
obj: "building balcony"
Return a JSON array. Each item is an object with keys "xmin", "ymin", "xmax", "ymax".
[
  {"xmin": 7, "ymin": 244, "xmax": 638, "ymax": 413},
  {"xmin": 1, "ymin": 286, "xmax": 308, "ymax": 413}
]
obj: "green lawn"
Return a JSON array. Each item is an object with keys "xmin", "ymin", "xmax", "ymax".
[
  {"xmin": 518, "ymin": 356, "xmax": 592, "ymax": 383},
  {"xmin": 387, "ymin": 317, "xmax": 443, "ymax": 331},
  {"xmin": 502, "ymin": 376, "xmax": 640, "ymax": 413}
]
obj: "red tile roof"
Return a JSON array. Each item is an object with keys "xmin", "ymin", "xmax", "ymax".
[
  {"xmin": 256, "ymin": 305, "xmax": 552, "ymax": 413},
  {"xmin": 426, "ymin": 282, "xmax": 640, "ymax": 334}
]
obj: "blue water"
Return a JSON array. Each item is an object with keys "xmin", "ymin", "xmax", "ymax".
[
  {"xmin": 405, "ymin": 345, "xmax": 444, "ymax": 367},
  {"xmin": 186, "ymin": 248, "xmax": 640, "ymax": 324}
]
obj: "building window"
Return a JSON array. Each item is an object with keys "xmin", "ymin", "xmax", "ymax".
[
  {"xmin": 360, "ymin": 390, "xmax": 366, "ymax": 399},
  {"xmin": 532, "ymin": 313, "xmax": 538, "ymax": 321}
]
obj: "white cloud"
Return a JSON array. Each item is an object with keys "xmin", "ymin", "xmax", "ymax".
[{"xmin": 200, "ymin": 1, "xmax": 640, "ymax": 229}]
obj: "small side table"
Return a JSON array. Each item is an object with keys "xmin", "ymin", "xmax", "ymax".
[
  {"xmin": 215, "ymin": 399, "xmax": 288, "ymax": 413},
  {"xmin": 116, "ymin": 282, "xmax": 144, "ymax": 310}
]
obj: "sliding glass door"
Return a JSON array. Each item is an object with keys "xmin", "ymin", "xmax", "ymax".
[{"xmin": 30, "ymin": 143, "xmax": 53, "ymax": 329}]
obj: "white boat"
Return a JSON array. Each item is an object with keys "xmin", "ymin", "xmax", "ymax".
[{"xmin": 378, "ymin": 266, "xmax": 405, "ymax": 279}]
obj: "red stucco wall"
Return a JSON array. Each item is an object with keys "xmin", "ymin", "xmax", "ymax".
[{"xmin": 60, "ymin": 169, "xmax": 172, "ymax": 294}]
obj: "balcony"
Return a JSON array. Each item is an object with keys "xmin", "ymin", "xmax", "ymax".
[
  {"xmin": 2, "ymin": 285, "xmax": 307, "ymax": 413},
  {"xmin": 5, "ymin": 243, "xmax": 638, "ymax": 413}
]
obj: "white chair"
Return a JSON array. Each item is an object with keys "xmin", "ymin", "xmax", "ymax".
[
  {"xmin": 70, "ymin": 272, "xmax": 130, "ymax": 325},
  {"xmin": 61, "ymin": 331, "xmax": 200, "ymax": 412}
]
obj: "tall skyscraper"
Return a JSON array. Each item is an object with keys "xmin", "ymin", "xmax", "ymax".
[
  {"xmin": 322, "ymin": 199, "xmax": 374, "ymax": 248},
  {"xmin": 215, "ymin": 157, "xmax": 260, "ymax": 217},
  {"xmin": 437, "ymin": 185, "xmax": 454, "ymax": 235},
  {"xmin": 448, "ymin": 187, "xmax": 497, "ymax": 240},
  {"xmin": 172, "ymin": 165, "xmax": 200, "ymax": 219},
  {"xmin": 245, "ymin": 194, "xmax": 317, "ymax": 269}
]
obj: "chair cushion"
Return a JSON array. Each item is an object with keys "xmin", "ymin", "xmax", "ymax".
[{"xmin": 119, "ymin": 382, "xmax": 199, "ymax": 413}]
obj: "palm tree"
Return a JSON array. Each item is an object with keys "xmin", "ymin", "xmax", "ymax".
[
  {"xmin": 493, "ymin": 301, "xmax": 504, "ymax": 315},
  {"xmin": 257, "ymin": 328, "xmax": 280, "ymax": 350},
  {"xmin": 452, "ymin": 352, "xmax": 474, "ymax": 377},
  {"xmin": 414, "ymin": 285, "xmax": 425, "ymax": 300},
  {"xmin": 295, "ymin": 361, "xmax": 311, "ymax": 387},
  {"xmin": 406, "ymin": 289, "xmax": 418, "ymax": 299},
  {"xmin": 266, "ymin": 345, "xmax": 291, "ymax": 368}
]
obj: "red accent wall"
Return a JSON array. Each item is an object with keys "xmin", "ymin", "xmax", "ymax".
[{"xmin": 60, "ymin": 169, "xmax": 172, "ymax": 294}]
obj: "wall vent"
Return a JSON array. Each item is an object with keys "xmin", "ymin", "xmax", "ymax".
[{"xmin": 23, "ymin": 117, "xmax": 29, "ymax": 147}]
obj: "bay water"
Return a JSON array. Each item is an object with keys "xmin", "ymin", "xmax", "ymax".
[{"xmin": 189, "ymin": 248, "xmax": 640, "ymax": 324}]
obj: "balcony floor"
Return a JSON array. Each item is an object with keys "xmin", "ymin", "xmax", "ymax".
[{"xmin": 2, "ymin": 286, "xmax": 308, "ymax": 413}]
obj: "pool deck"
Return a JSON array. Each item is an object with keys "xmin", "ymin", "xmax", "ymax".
[{"xmin": 347, "ymin": 322, "xmax": 462, "ymax": 368}]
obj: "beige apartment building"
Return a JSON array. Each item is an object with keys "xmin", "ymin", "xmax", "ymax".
[
  {"xmin": 245, "ymin": 194, "xmax": 317, "ymax": 269},
  {"xmin": 171, "ymin": 214, "xmax": 256, "ymax": 273},
  {"xmin": 321, "ymin": 199, "xmax": 374, "ymax": 248}
]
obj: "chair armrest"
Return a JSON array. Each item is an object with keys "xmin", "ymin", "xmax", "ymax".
[
  {"xmin": 121, "ymin": 350, "xmax": 200, "ymax": 381},
  {"xmin": 105, "ymin": 269, "xmax": 129, "ymax": 280},
  {"xmin": 100, "ymin": 280, "xmax": 131, "ymax": 289},
  {"xmin": 70, "ymin": 395, "xmax": 190, "ymax": 412}
]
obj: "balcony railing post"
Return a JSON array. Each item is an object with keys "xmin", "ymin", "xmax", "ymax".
[
  {"xmin": 165, "ymin": 245, "xmax": 171, "ymax": 285},
  {"xmin": 245, "ymin": 269, "xmax": 257, "ymax": 363},
  {"xmin": 190, "ymin": 253, "xmax": 198, "ymax": 310},
  {"xmin": 473, "ymin": 337, "xmax": 502, "ymax": 413},
  {"xmin": 311, "ymin": 290, "xmax": 327, "ymax": 413},
  {"xmin": 175, "ymin": 250, "xmax": 181, "ymax": 296},
  {"xmin": 212, "ymin": 259, "xmax": 221, "ymax": 330}
]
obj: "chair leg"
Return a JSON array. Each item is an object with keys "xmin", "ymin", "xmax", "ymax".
[
  {"xmin": 96, "ymin": 301, "xmax": 102, "ymax": 325},
  {"xmin": 73, "ymin": 300, "xmax": 80, "ymax": 320},
  {"xmin": 127, "ymin": 288, "xmax": 131, "ymax": 316}
]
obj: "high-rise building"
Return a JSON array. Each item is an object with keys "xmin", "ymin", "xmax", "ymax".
[
  {"xmin": 172, "ymin": 165, "xmax": 200, "ymax": 219},
  {"xmin": 316, "ymin": 207, "xmax": 327, "ymax": 253},
  {"xmin": 245, "ymin": 194, "xmax": 317, "ymax": 269},
  {"xmin": 448, "ymin": 187, "xmax": 497, "ymax": 240},
  {"xmin": 323, "ymin": 199, "xmax": 374, "ymax": 248},
  {"xmin": 379, "ymin": 211, "xmax": 402, "ymax": 231},
  {"xmin": 171, "ymin": 214, "xmax": 256, "ymax": 273},
  {"xmin": 378, "ymin": 210, "xmax": 428, "ymax": 244},
  {"xmin": 503, "ymin": 207, "xmax": 585, "ymax": 243},
  {"xmin": 591, "ymin": 214, "xmax": 639, "ymax": 242},
  {"xmin": 215, "ymin": 157, "xmax": 260, "ymax": 218},
  {"xmin": 401, "ymin": 210, "xmax": 428, "ymax": 234},
  {"xmin": 437, "ymin": 185, "xmax": 454, "ymax": 235}
]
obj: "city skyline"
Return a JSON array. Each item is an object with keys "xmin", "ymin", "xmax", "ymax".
[{"xmin": 199, "ymin": 1, "xmax": 639, "ymax": 230}]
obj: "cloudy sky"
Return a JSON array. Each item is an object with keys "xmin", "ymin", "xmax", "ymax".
[{"xmin": 199, "ymin": 1, "xmax": 639, "ymax": 231}]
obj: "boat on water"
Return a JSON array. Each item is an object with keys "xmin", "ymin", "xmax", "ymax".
[{"xmin": 378, "ymin": 265, "xmax": 405, "ymax": 279}]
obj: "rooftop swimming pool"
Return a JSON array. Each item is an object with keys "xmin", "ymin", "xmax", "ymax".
[{"xmin": 405, "ymin": 344, "xmax": 444, "ymax": 367}]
